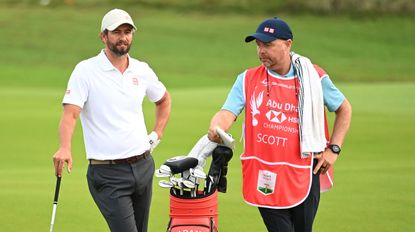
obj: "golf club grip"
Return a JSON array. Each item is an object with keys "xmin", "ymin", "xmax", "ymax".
[
  {"xmin": 53, "ymin": 176, "xmax": 62, "ymax": 203},
  {"xmin": 216, "ymin": 127, "xmax": 234, "ymax": 148}
]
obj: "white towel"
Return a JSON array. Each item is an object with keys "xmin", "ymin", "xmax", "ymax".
[{"xmin": 292, "ymin": 52, "xmax": 326, "ymax": 157}]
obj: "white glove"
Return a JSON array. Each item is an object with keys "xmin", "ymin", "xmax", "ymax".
[{"xmin": 148, "ymin": 131, "xmax": 160, "ymax": 153}]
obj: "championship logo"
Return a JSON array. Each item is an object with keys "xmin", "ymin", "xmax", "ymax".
[{"xmin": 257, "ymin": 170, "xmax": 276, "ymax": 195}]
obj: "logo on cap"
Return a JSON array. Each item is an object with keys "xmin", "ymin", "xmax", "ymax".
[{"xmin": 264, "ymin": 27, "xmax": 275, "ymax": 33}]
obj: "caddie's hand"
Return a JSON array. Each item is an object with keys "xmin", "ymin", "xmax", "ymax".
[
  {"xmin": 207, "ymin": 127, "xmax": 222, "ymax": 144},
  {"xmin": 53, "ymin": 148, "xmax": 73, "ymax": 177},
  {"xmin": 148, "ymin": 131, "xmax": 160, "ymax": 153},
  {"xmin": 313, "ymin": 149, "xmax": 338, "ymax": 175}
]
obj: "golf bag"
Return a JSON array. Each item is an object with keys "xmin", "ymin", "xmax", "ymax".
[
  {"xmin": 165, "ymin": 146, "xmax": 233, "ymax": 232},
  {"xmin": 168, "ymin": 190, "xmax": 218, "ymax": 232}
]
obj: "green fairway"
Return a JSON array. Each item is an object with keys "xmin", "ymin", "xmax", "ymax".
[
  {"xmin": 1, "ymin": 83, "xmax": 414, "ymax": 231},
  {"xmin": 1, "ymin": 3, "xmax": 414, "ymax": 232},
  {"xmin": 1, "ymin": 5, "xmax": 414, "ymax": 89}
]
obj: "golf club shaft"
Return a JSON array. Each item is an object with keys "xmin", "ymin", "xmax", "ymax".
[{"xmin": 50, "ymin": 176, "xmax": 62, "ymax": 232}]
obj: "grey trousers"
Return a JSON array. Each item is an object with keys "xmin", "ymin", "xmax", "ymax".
[{"xmin": 87, "ymin": 155, "xmax": 155, "ymax": 232}]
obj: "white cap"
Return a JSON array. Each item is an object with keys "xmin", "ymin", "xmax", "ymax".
[{"xmin": 101, "ymin": 9, "xmax": 137, "ymax": 32}]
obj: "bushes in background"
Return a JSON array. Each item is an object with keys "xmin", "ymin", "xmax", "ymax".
[{"xmin": 1, "ymin": 0, "xmax": 414, "ymax": 14}]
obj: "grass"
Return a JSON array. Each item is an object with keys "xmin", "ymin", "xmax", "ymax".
[
  {"xmin": 0, "ymin": 4, "xmax": 414, "ymax": 232},
  {"xmin": 1, "ymin": 83, "xmax": 415, "ymax": 231},
  {"xmin": 0, "ymin": 5, "xmax": 414, "ymax": 90}
]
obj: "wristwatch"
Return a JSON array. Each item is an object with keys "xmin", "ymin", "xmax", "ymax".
[{"xmin": 329, "ymin": 144, "xmax": 341, "ymax": 155}]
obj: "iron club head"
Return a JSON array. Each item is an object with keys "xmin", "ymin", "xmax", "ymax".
[{"xmin": 159, "ymin": 180, "xmax": 174, "ymax": 188}]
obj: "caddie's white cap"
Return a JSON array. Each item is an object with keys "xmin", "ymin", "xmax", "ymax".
[{"xmin": 101, "ymin": 9, "xmax": 137, "ymax": 32}]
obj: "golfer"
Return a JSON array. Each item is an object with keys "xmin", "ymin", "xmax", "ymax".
[
  {"xmin": 52, "ymin": 9, "xmax": 171, "ymax": 232},
  {"xmin": 208, "ymin": 17, "xmax": 352, "ymax": 231}
]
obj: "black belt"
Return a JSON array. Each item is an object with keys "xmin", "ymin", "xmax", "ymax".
[{"xmin": 89, "ymin": 151, "xmax": 150, "ymax": 165}]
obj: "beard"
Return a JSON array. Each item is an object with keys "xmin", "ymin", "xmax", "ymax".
[{"xmin": 107, "ymin": 40, "xmax": 132, "ymax": 56}]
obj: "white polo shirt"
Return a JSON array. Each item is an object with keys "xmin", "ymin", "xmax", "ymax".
[{"xmin": 63, "ymin": 50, "xmax": 166, "ymax": 160}]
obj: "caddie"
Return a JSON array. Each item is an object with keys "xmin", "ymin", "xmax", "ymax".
[{"xmin": 208, "ymin": 17, "xmax": 352, "ymax": 232}]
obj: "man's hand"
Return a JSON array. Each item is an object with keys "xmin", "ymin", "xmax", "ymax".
[
  {"xmin": 53, "ymin": 104, "xmax": 80, "ymax": 177},
  {"xmin": 313, "ymin": 99, "xmax": 351, "ymax": 175},
  {"xmin": 148, "ymin": 131, "xmax": 160, "ymax": 153},
  {"xmin": 313, "ymin": 149, "xmax": 338, "ymax": 175},
  {"xmin": 208, "ymin": 110, "xmax": 237, "ymax": 143},
  {"xmin": 53, "ymin": 148, "xmax": 73, "ymax": 177},
  {"xmin": 207, "ymin": 127, "xmax": 222, "ymax": 144}
]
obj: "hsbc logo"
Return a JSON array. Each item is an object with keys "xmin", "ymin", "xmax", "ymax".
[{"xmin": 266, "ymin": 110, "xmax": 286, "ymax": 123}]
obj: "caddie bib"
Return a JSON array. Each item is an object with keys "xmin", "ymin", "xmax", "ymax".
[{"xmin": 241, "ymin": 65, "xmax": 314, "ymax": 209}]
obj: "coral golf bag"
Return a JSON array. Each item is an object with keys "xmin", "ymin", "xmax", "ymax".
[{"xmin": 156, "ymin": 146, "xmax": 233, "ymax": 232}]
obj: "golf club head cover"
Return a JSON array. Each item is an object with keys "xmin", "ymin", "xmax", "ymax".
[
  {"xmin": 211, "ymin": 145, "xmax": 233, "ymax": 193},
  {"xmin": 187, "ymin": 134, "xmax": 218, "ymax": 167},
  {"xmin": 212, "ymin": 145, "xmax": 233, "ymax": 163},
  {"xmin": 164, "ymin": 156, "xmax": 199, "ymax": 174}
]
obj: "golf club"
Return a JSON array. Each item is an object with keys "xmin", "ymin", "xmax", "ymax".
[
  {"xmin": 155, "ymin": 169, "xmax": 171, "ymax": 178},
  {"xmin": 206, "ymin": 175, "xmax": 215, "ymax": 194},
  {"xmin": 49, "ymin": 176, "xmax": 62, "ymax": 232},
  {"xmin": 159, "ymin": 164, "xmax": 172, "ymax": 175},
  {"xmin": 190, "ymin": 167, "xmax": 207, "ymax": 179},
  {"xmin": 170, "ymin": 176, "xmax": 179, "ymax": 185},
  {"xmin": 216, "ymin": 127, "xmax": 235, "ymax": 149},
  {"xmin": 190, "ymin": 168, "xmax": 206, "ymax": 197},
  {"xmin": 159, "ymin": 180, "xmax": 174, "ymax": 188},
  {"xmin": 181, "ymin": 178, "xmax": 196, "ymax": 189},
  {"xmin": 183, "ymin": 178, "xmax": 197, "ymax": 197}
]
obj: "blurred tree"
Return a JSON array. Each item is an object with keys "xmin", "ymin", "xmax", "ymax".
[
  {"xmin": 4, "ymin": 0, "xmax": 415, "ymax": 14},
  {"xmin": 285, "ymin": 0, "xmax": 415, "ymax": 13},
  {"xmin": 64, "ymin": 0, "xmax": 75, "ymax": 5}
]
